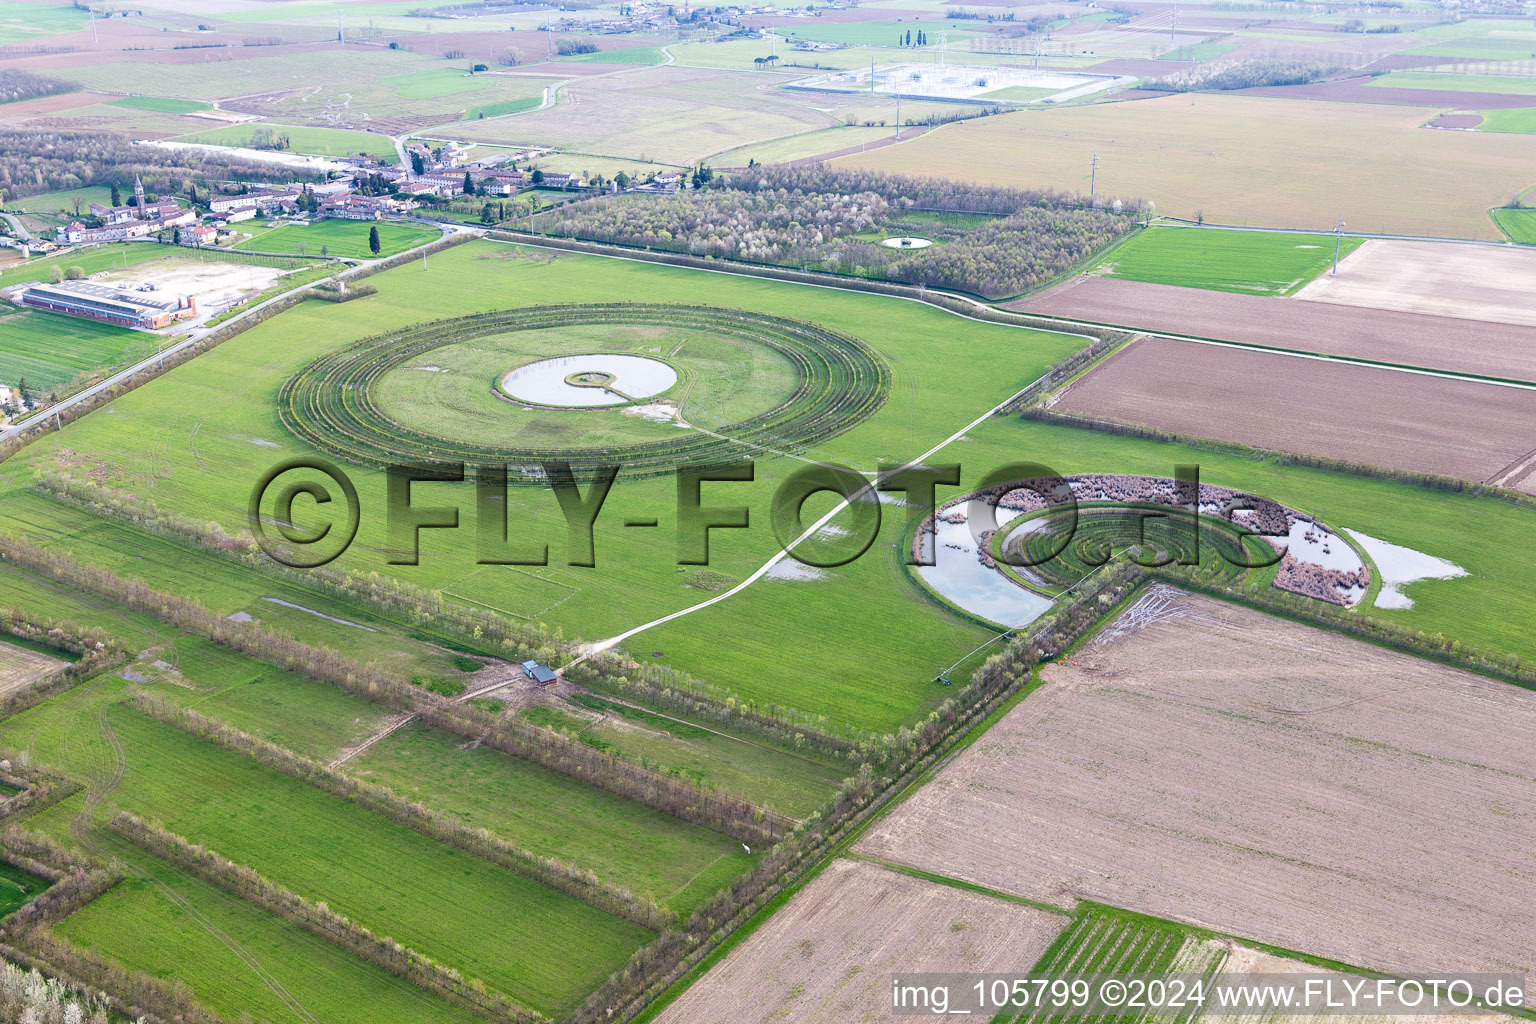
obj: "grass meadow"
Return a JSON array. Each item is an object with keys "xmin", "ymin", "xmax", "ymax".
[
  {"xmin": 0, "ymin": 306, "xmax": 148, "ymax": 393},
  {"xmin": 1474, "ymin": 107, "xmax": 1536, "ymax": 133},
  {"xmin": 0, "ymin": 238, "xmax": 1085, "ymax": 733},
  {"xmin": 174, "ymin": 124, "xmax": 399, "ymax": 163},
  {"xmin": 233, "ymin": 221, "xmax": 440, "ymax": 258},
  {"xmin": 58, "ymin": 854, "xmax": 484, "ymax": 1024},
  {"xmin": 1491, "ymin": 206, "xmax": 1536, "ymax": 243},
  {"xmin": 1086, "ymin": 225, "xmax": 1362, "ymax": 295}
]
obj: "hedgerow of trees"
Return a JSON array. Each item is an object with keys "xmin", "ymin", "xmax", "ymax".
[
  {"xmin": 1143, "ymin": 58, "xmax": 1339, "ymax": 92},
  {"xmin": 0, "ymin": 71, "xmax": 76, "ymax": 107}
]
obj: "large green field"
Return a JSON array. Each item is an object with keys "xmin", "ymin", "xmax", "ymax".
[
  {"xmin": 0, "ymin": 306, "xmax": 148, "ymax": 394},
  {"xmin": 1371, "ymin": 71, "xmax": 1536, "ymax": 95},
  {"xmin": 233, "ymin": 220, "xmax": 440, "ymax": 258},
  {"xmin": 1086, "ymin": 225, "xmax": 1363, "ymax": 295},
  {"xmin": 1472, "ymin": 107, "xmax": 1536, "ymax": 133},
  {"xmin": 0, "ymin": 239, "xmax": 1086, "ymax": 734},
  {"xmin": 173, "ymin": 123, "xmax": 399, "ymax": 163}
]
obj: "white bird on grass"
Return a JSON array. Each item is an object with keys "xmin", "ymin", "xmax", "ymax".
[{"xmin": 742, "ymin": 843, "xmax": 751, "ymax": 855}]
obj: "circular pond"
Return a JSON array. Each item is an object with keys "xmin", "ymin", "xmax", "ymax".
[
  {"xmin": 500, "ymin": 354, "xmax": 678, "ymax": 407},
  {"xmin": 881, "ymin": 236, "xmax": 933, "ymax": 249}
]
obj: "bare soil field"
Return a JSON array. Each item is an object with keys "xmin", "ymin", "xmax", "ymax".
[
  {"xmin": 1431, "ymin": 113, "xmax": 1486, "ymax": 128},
  {"xmin": 0, "ymin": 639, "xmax": 64, "ymax": 695},
  {"xmin": 444, "ymin": 64, "xmax": 837, "ymax": 164},
  {"xmin": 1295, "ymin": 239, "xmax": 1536, "ymax": 328},
  {"xmin": 656, "ymin": 858, "xmax": 1066, "ymax": 1024},
  {"xmin": 1012, "ymin": 275, "xmax": 1536, "ymax": 382},
  {"xmin": 93, "ymin": 258, "xmax": 286, "ymax": 311},
  {"xmin": 832, "ymin": 94, "xmax": 1536, "ymax": 238},
  {"xmin": 1207, "ymin": 946, "xmax": 1518, "ymax": 1024},
  {"xmin": 855, "ymin": 589, "xmax": 1536, "ymax": 990},
  {"xmin": 1050, "ymin": 336, "xmax": 1536, "ymax": 491}
]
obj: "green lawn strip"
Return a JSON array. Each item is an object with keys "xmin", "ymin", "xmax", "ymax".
[
  {"xmin": 2, "ymin": 693, "xmax": 650, "ymax": 1018},
  {"xmin": 1491, "ymin": 206, "xmax": 1536, "ymax": 243},
  {"xmin": 0, "ymin": 306, "xmax": 147, "ymax": 394},
  {"xmin": 172, "ymin": 124, "xmax": 398, "ymax": 163},
  {"xmin": 1085, "ymin": 225, "xmax": 1360, "ymax": 295},
  {"xmin": 555, "ymin": 692, "xmax": 846, "ymax": 819},
  {"xmin": 57, "ymin": 834, "xmax": 484, "ymax": 1024},
  {"xmin": 3, "ymin": 244, "xmax": 315, "ymax": 283},
  {"xmin": 347, "ymin": 720, "xmax": 753, "ymax": 916},
  {"xmin": 0, "ymin": 857, "xmax": 50, "ymax": 917},
  {"xmin": 106, "ymin": 97, "xmax": 212, "ymax": 114},
  {"xmin": 232, "ymin": 221, "xmax": 439, "ymax": 259},
  {"xmin": 842, "ymin": 854, "xmax": 1069, "ymax": 916}
]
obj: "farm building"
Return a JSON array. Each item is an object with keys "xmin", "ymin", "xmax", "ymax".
[
  {"xmin": 13, "ymin": 281, "xmax": 195, "ymax": 329},
  {"xmin": 522, "ymin": 661, "xmax": 558, "ymax": 686}
]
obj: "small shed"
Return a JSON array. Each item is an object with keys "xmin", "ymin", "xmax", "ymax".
[{"xmin": 523, "ymin": 661, "xmax": 558, "ymax": 686}]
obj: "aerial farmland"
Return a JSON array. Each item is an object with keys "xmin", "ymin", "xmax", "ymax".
[{"xmin": 0, "ymin": 0, "xmax": 1532, "ymax": 1021}]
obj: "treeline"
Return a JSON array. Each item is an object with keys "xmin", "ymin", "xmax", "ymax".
[
  {"xmin": 0, "ymin": 70, "xmax": 75, "ymax": 106},
  {"xmin": 0, "ymin": 959, "xmax": 114, "ymax": 1024},
  {"xmin": 0, "ymin": 129, "xmax": 300, "ymax": 203},
  {"xmin": 1143, "ymin": 58, "xmax": 1338, "ymax": 92},
  {"xmin": 129, "ymin": 690, "xmax": 673, "ymax": 930},
  {"xmin": 110, "ymin": 813, "xmax": 537, "ymax": 1024},
  {"xmin": 0, "ymin": 754, "xmax": 82, "ymax": 826},
  {"xmin": 418, "ymin": 702, "xmax": 791, "ymax": 846},
  {"xmin": 0, "ymin": 826, "xmax": 214, "ymax": 1024},
  {"xmin": 0, "ymin": 605, "xmax": 126, "ymax": 721},
  {"xmin": 536, "ymin": 164, "xmax": 1138, "ymax": 298}
]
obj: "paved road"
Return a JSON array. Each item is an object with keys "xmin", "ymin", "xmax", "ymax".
[{"xmin": 0, "ymin": 212, "xmax": 36, "ymax": 243}]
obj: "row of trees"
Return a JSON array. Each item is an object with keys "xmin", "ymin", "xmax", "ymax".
[
  {"xmin": 1143, "ymin": 58, "xmax": 1339, "ymax": 92},
  {"xmin": 129, "ymin": 690, "xmax": 673, "ymax": 930},
  {"xmin": 0, "ymin": 70, "xmax": 74, "ymax": 106},
  {"xmin": 111, "ymin": 813, "xmax": 540, "ymax": 1024},
  {"xmin": 0, "ymin": 823, "xmax": 217, "ymax": 1024}
]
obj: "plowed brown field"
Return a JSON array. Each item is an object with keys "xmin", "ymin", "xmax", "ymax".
[
  {"xmin": 655, "ymin": 858, "xmax": 1066, "ymax": 1024},
  {"xmin": 855, "ymin": 589, "xmax": 1536, "ymax": 990},
  {"xmin": 1050, "ymin": 336, "xmax": 1536, "ymax": 491}
]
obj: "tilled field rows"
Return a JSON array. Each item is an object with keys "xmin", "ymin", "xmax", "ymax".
[
  {"xmin": 855, "ymin": 591, "xmax": 1536, "ymax": 991},
  {"xmin": 1050, "ymin": 336, "xmax": 1536, "ymax": 494}
]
